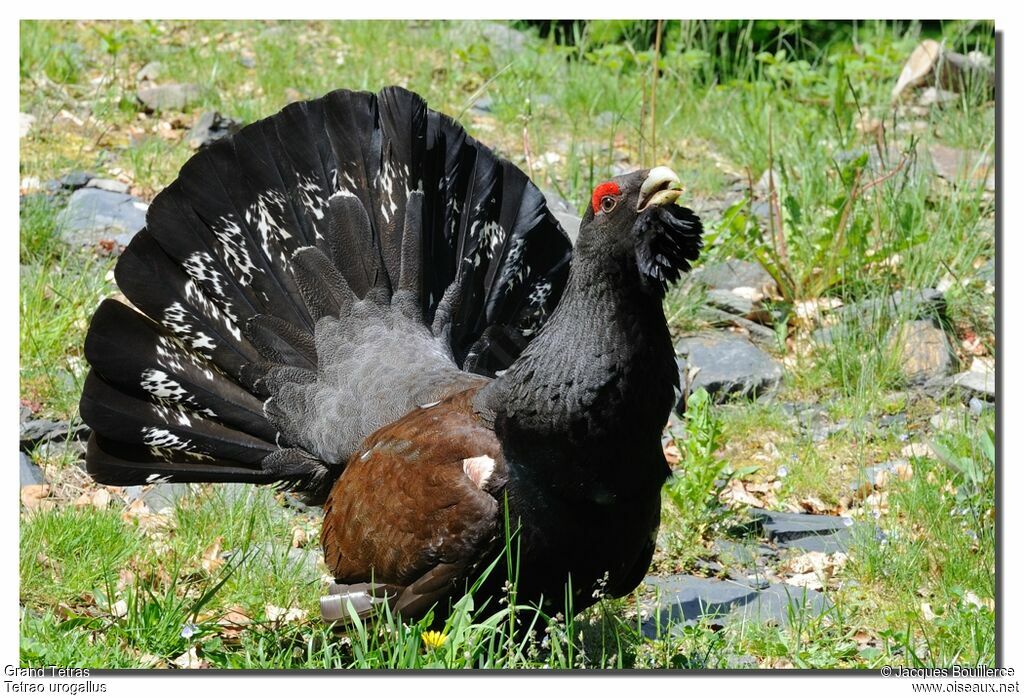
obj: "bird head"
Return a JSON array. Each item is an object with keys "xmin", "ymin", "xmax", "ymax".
[{"xmin": 578, "ymin": 167, "xmax": 703, "ymax": 295}]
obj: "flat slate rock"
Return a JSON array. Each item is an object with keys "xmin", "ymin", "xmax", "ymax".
[
  {"xmin": 55, "ymin": 188, "xmax": 148, "ymax": 247},
  {"xmin": 186, "ymin": 111, "xmax": 243, "ymax": 150},
  {"xmin": 20, "ymin": 453, "xmax": 45, "ymax": 487},
  {"xmin": 20, "ymin": 419, "xmax": 89, "ymax": 449},
  {"xmin": 675, "ymin": 334, "xmax": 783, "ymax": 405},
  {"xmin": 642, "ymin": 574, "xmax": 831, "ymax": 637},
  {"xmin": 748, "ymin": 508, "xmax": 854, "ymax": 553}
]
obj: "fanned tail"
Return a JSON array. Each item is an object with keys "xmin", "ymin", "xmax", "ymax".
[{"xmin": 81, "ymin": 86, "xmax": 572, "ymax": 502}]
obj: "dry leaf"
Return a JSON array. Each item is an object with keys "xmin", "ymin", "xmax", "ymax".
[
  {"xmin": 721, "ymin": 479, "xmax": 764, "ymax": 508},
  {"xmin": 921, "ymin": 602, "xmax": 937, "ymax": 621},
  {"xmin": 201, "ymin": 537, "xmax": 224, "ymax": 574},
  {"xmin": 21, "ymin": 484, "xmax": 52, "ymax": 511},
  {"xmin": 110, "ymin": 600, "xmax": 129, "ymax": 618},
  {"xmin": 265, "ymin": 605, "xmax": 308, "ymax": 623},
  {"xmin": 91, "ymin": 488, "xmax": 111, "ymax": 509},
  {"xmin": 902, "ymin": 442, "xmax": 936, "ymax": 459},
  {"xmin": 964, "ymin": 591, "xmax": 994, "ymax": 612},
  {"xmin": 171, "ymin": 647, "xmax": 207, "ymax": 669},
  {"xmin": 663, "ymin": 442, "xmax": 681, "ymax": 466},
  {"xmin": 291, "ymin": 527, "xmax": 308, "ymax": 549},
  {"xmin": 798, "ymin": 496, "xmax": 829, "ymax": 514}
]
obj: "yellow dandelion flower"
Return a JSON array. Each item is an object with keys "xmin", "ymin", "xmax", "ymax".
[{"xmin": 421, "ymin": 630, "xmax": 448, "ymax": 651}]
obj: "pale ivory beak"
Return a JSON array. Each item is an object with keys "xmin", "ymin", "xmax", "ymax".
[{"xmin": 638, "ymin": 166, "xmax": 683, "ymax": 211}]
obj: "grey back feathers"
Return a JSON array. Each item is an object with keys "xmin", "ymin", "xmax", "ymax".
[{"xmin": 81, "ymin": 86, "xmax": 572, "ymax": 503}]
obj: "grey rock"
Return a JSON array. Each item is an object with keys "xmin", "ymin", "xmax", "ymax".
[
  {"xmin": 239, "ymin": 54, "xmax": 256, "ymax": 69},
  {"xmin": 540, "ymin": 188, "xmax": 573, "ymax": 215},
  {"xmin": 20, "ymin": 419, "xmax": 89, "ymax": 448},
  {"xmin": 951, "ymin": 366, "xmax": 996, "ymax": 400},
  {"xmin": 136, "ymin": 61, "xmax": 163, "ymax": 83},
  {"xmin": 124, "ymin": 482, "xmax": 193, "ymax": 512},
  {"xmin": 929, "ymin": 143, "xmax": 994, "ymax": 192},
  {"xmin": 477, "ymin": 22, "xmax": 530, "ymax": 53},
  {"xmin": 59, "ymin": 171, "xmax": 96, "ymax": 190},
  {"xmin": 20, "ymin": 112, "xmax": 36, "ymax": 138},
  {"xmin": 968, "ymin": 397, "xmax": 992, "ymax": 416},
  {"xmin": 186, "ymin": 111, "xmax": 243, "ymax": 150},
  {"xmin": 852, "ymin": 459, "xmax": 911, "ymax": 495},
  {"xmin": 748, "ymin": 507, "xmax": 854, "ymax": 553},
  {"xmin": 595, "ymin": 111, "xmax": 616, "ymax": 128},
  {"xmin": 137, "ymin": 83, "xmax": 202, "ymax": 112},
  {"xmin": 469, "ymin": 95, "xmax": 493, "ymax": 115},
  {"xmin": 691, "ymin": 258, "xmax": 777, "ymax": 297},
  {"xmin": 814, "ymin": 289, "xmax": 946, "ymax": 346},
  {"xmin": 642, "ymin": 574, "xmax": 831, "ymax": 637},
  {"xmin": 675, "ymin": 334, "xmax": 783, "ymax": 405},
  {"xmin": 890, "ymin": 319, "xmax": 956, "ymax": 384},
  {"xmin": 20, "ymin": 453, "xmax": 45, "ymax": 487},
  {"xmin": 704, "ymin": 289, "xmax": 757, "ymax": 318},
  {"xmin": 86, "ymin": 178, "xmax": 130, "ymax": 194},
  {"xmin": 56, "ymin": 188, "xmax": 148, "ymax": 247},
  {"xmin": 553, "ymin": 211, "xmax": 582, "ymax": 245}
]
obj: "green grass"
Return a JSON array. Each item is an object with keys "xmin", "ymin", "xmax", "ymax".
[{"xmin": 19, "ymin": 19, "xmax": 995, "ymax": 668}]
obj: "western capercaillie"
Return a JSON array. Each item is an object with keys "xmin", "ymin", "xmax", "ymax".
[{"xmin": 80, "ymin": 86, "xmax": 702, "ymax": 623}]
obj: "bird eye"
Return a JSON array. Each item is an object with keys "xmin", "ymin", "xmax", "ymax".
[{"xmin": 600, "ymin": 196, "xmax": 617, "ymax": 213}]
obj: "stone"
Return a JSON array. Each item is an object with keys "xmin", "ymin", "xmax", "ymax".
[
  {"xmin": 641, "ymin": 574, "xmax": 831, "ymax": 637},
  {"xmin": 469, "ymin": 95, "xmax": 493, "ymax": 115},
  {"xmin": 748, "ymin": 508, "xmax": 854, "ymax": 554},
  {"xmin": 20, "ymin": 453, "xmax": 45, "ymax": 488},
  {"xmin": 919, "ymin": 87, "xmax": 959, "ymax": 107},
  {"xmin": 553, "ymin": 212, "xmax": 582, "ymax": 245},
  {"xmin": 55, "ymin": 188, "xmax": 148, "ymax": 247},
  {"xmin": 675, "ymin": 334, "xmax": 783, "ymax": 405},
  {"xmin": 968, "ymin": 397, "xmax": 992, "ymax": 416},
  {"xmin": 852, "ymin": 459, "xmax": 911, "ymax": 496},
  {"xmin": 124, "ymin": 483, "xmax": 193, "ymax": 512},
  {"xmin": 137, "ymin": 83, "xmax": 202, "ymax": 112},
  {"xmin": 540, "ymin": 188, "xmax": 573, "ymax": 215},
  {"xmin": 691, "ymin": 258, "xmax": 777, "ymax": 297},
  {"xmin": 704, "ymin": 289, "xmax": 755, "ymax": 317},
  {"xmin": 477, "ymin": 22, "xmax": 530, "ymax": 54},
  {"xmin": 136, "ymin": 61, "xmax": 163, "ymax": 83},
  {"xmin": 814, "ymin": 289, "xmax": 946, "ymax": 346},
  {"xmin": 86, "ymin": 178, "xmax": 130, "ymax": 194},
  {"xmin": 950, "ymin": 358, "xmax": 995, "ymax": 401},
  {"xmin": 186, "ymin": 111, "xmax": 243, "ymax": 150},
  {"xmin": 20, "ymin": 419, "xmax": 89, "ymax": 448},
  {"xmin": 595, "ymin": 111, "xmax": 616, "ymax": 128},
  {"xmin": 890, "ymin": 319, "xmax": 956, "ymax": 384},
  {"xmin": 59, "ymin": 171, "xmax": 96, "ymax": 190},
  {"xmin": 929, "ymin": 144, "xmax": 994, "ymax": 192},
  {"xmin": 20, "ymin": 113, "xmax": 36, "ymax": 138}
]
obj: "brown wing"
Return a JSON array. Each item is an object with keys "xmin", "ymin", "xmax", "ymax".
[{"xmin": 320, "ymin": 383, "xmax": 507, "ymax": 620}]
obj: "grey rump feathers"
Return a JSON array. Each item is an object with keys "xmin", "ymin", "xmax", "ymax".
[{"xmin": 81, "ymin": 87, "xmax": 571, "ymax": 503}]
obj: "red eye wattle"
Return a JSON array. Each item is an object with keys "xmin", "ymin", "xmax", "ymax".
[{"xmin": 591, "ymin": 181, "xmax": 621, "ymax": 213}]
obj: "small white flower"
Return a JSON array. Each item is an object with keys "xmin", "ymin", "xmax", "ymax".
[{"xmin": 180, "ymin": 622, "xmax": 198, "ymax": 639}]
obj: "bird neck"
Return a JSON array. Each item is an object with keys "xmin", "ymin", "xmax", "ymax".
[{"xmin": 480, "ymin": 246, "xmax": 677, "ymax": 490}]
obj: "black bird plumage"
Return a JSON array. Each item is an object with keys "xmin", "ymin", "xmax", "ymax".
[{"xmin": 80, "ymin": 86, "xmax": 702, "ymax": 622}]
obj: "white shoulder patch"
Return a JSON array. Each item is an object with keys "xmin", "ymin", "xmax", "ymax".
[{"xmin": 462, "ymin": 455, "xmax": 496, "ymax": 490}]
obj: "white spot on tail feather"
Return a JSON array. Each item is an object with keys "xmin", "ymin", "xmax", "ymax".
[{"xmin": 462, "ymin": 455, "xmax": 495, "ymax": 490}]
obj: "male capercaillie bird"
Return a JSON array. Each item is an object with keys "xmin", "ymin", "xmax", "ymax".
[{"xmin": 80, "ymin": 86, "xmax": 702, "ymax": 624}]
